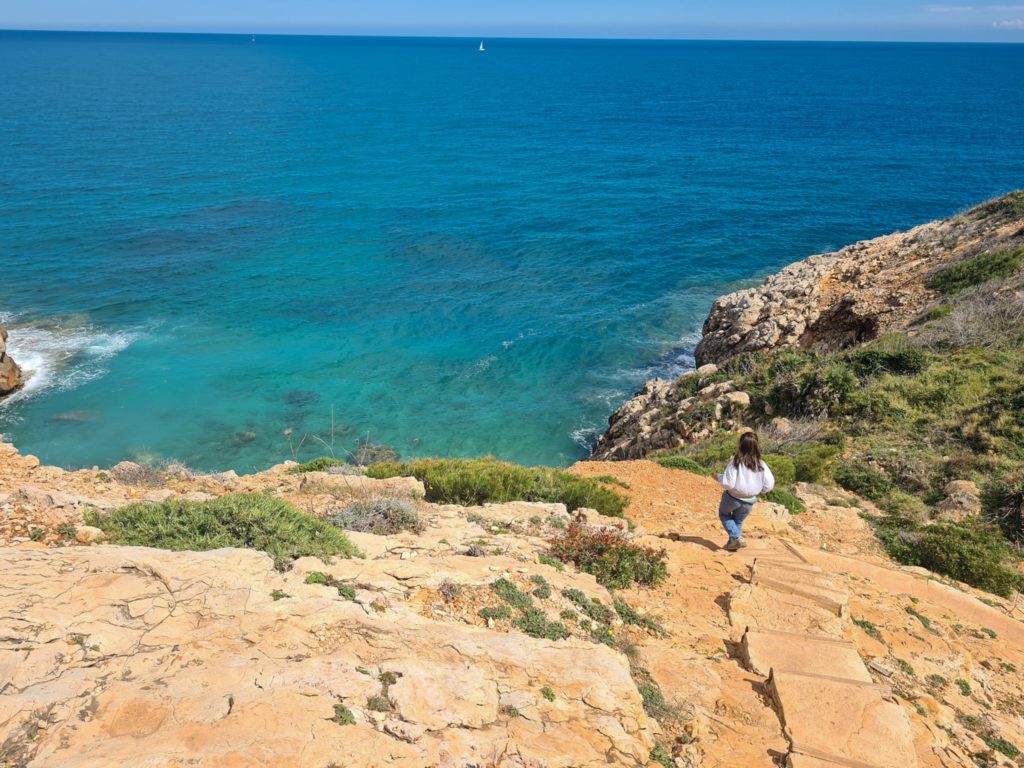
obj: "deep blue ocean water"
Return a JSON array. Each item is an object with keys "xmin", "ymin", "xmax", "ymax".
[{"xmin": 2, "ymin": 32, "xmax": 1023, "ymax": 471}]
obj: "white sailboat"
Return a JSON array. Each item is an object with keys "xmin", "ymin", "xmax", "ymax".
[
  {"xmin": 479, "ymin": 41, "xmax": 485, "ymax": 52},
  {"xmin": 251, "ymin": 35, "xmax": 256, "ymax": 43}
]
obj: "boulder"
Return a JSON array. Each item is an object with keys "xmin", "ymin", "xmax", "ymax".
[
  {"xmin": 935, "ymin": 479, "xmax": 981, "ymax": 521},
  {"xmin": 0, "ymin": 326, "xmax": 23, "ymax": 398}
]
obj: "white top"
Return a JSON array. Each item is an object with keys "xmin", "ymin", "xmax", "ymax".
[{"xmin": 718, "ymin": 459, "xmax": 775, "ymax": 500}]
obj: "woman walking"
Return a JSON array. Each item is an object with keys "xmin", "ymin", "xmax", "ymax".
[{"xmin": 717, "ymin": 431, "xmax": 775, "ymax": 551}]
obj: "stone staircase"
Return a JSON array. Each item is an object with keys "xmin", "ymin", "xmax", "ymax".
[{"xmin": 728, "ymin": 542, "xmax": 917, "ymax": 768}]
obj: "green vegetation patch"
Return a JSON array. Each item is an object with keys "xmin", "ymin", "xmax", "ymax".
[
  {"xmin": 928, "ymin": 248, "xmax": 1023, "ymax": 296},
  {"xmin": 614, "ymin": 599, "xmax": 667, "ymax": 636},
  {"xmin": 84, "ymin": 494, "xmax": 357, "ymax": 568},
  {"xmin": 287, "ymin": 457, "xmax": 348, "ymax": 474},
  {"xmin": 762, "ymin": 487, "xmax": 806, "ymax": 515},
  {"xmin": 366, "ymin": 458, "xmax": 627, "ymax": 517},
  {"xmin": 872, "ymin": 517, "xmax": 1023, "ymax": 598},
  {"xmin": 654, "ymin": 456, "xmax": 711, "ymax": 476}
]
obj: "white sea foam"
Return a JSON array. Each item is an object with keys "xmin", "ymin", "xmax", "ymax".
[{"xmin": 0, "ymin": 320, "xmax": 136, "ymax": 408}]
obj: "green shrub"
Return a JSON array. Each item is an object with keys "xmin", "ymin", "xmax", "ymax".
[
  {"xmin": 287, "ymin": 457, "xmax": 347, "ymax": 474},
  {"xmin": 850, "ymin": 348, "xmax": 928, "ymax": 377},
  {"xmin": 478, "ymin": 606, "xmax": 512, "ymax": 622},
  {"xmin": 654, "ymin": 456, "xmax": 711, "ymax": 476},
  {"xmin": 491, "ymin": 578, "xmax": 535, "ymax": 611},
  {"xmin": 84, "ymin": 494, "xmax": 357, "ymax": 568},
  {"xmin": 833, "ymin": 461, "xmax": 893, "ymax": 502},
  {"xmin": 614, "ymin": 599, "xmax": 667, "ymax": 636},
  {"xmin": 872, "ymin": 517, "xmax": 1023, "ymax": 597},
  {"xmin": 327, "ymin": 498, "xmax": 422, "ymax": 535},
  {"xmin": 562, "ymin": 588, "xmax": 615, "ymax": 624},
  {"xmin": 366, "ymin": 458, "xmax": 627, "ymax": 518},
  {"xmin": 763, "ymin": 454, "xmax": 796, "ymax": 486},
  {"xmin": 550, "ymin": 524, "xmax": 668, "ymax": 589},
  {"xmin": 650, "ymin": 743, "xmax": 674, "ymax": 768},
  {"xmin": 331, "ymin": 704, "xmax": 356, "ymax": 725},
  {"xmin": 763, "ymin": 488, "xmax": 806, "ymax": 515},
  {"xmin": 513, "ymin": 608, "xmax": 571, "ymax": 640},
  {"xmin": 928, "ymin": 248, "xmax": 1023, "ymax": 295},
  {"xmin": 540, "ymin": 686, "xmax": 556, "ymax": 702},
  {"xmin": 792, "ymin": 443, "xmax": 840, "ymax": 483},
  {"xmin": 982, "ymin": 470, "xmax": 1024, "ymax": 543},
  {"xmin": 878, "ymin": 490, "xmax": 928, "ymax": 518}
]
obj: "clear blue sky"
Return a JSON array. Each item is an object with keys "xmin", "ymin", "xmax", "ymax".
[{"xmin": 3, "ymin": 1, "xmax": 1024, "ymax": 41}]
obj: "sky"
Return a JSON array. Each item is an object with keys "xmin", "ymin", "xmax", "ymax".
[{"xmin": 2, "ymin": 0, "xmax": 1024, "ymax": 42}]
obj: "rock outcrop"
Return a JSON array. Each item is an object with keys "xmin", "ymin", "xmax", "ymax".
[
  {"xmin": 695, "ymin": 191, "xmax": 1024, "ymax": 367},
  {"xmin": 591, "ymin": 364, "xmax": 752, "ymax": 460},
  {"xmin": 0, "ymin": 328, "xmax": 22, "ymax": 400}
]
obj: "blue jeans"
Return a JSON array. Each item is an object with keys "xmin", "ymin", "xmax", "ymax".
[{"xmin": 719, "ymin": 492, "xmax": 753, "ymax": 540}]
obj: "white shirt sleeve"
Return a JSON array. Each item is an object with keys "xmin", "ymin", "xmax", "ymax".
[
  {"xmin": 760, "ymin": 461, "xmax": 776, "ymax": 493},
  {"xmin": 718, "ymin": 462, "xmax": 737, "ymax": 491}
]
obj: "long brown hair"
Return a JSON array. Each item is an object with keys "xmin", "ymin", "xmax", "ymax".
[{"xmin": 732, "ymin": 431, "xmax": 762, "ymax": 472}]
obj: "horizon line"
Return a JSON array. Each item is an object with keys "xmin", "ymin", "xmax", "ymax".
[{"xmin": 1, "ymin": 27, "xmax": 1022, "ymax": 45}]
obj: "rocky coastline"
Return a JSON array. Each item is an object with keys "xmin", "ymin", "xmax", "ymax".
[
  {"xmin": 592, "ymin": 191, "xmax": 1024, "ymax": 461},
  {"xmin": 0, "ymin": 327, "xmax": 23, "ymax": 400}
]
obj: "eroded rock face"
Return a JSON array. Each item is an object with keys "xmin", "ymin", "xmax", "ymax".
[
  {"xmin": 0, "ymin": 328, "xmax": 22, "ymax": 399},
  {"xmin": 591, "ymin": 367, "xmax": 752, "ymax": 460},
  {"xmin": 695, "ymin": 192, "xmax": 1024, "ymax": 367}
]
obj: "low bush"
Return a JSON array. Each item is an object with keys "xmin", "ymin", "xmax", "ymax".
[
  {"xmin": 84, "ymin": 494, "xmax": 357, "ymax": 568},
  {"xmin": 287, "ymin": 457, "xmax": 347, "ymax": 474},
  {"xmin": 549, "ymin": 523, "xmax": 668, "ymax": 589},
  {"xmin": 513, "ymin": 608, "xmax": 571, "ymax": 640},
  {"xmin": 562, "ymin": 587, "xmax": 615, "ymax": 624},
  {"xmin": 763, "ymin": 488, "xmax": 806, "ymax": 515},
  {"xmin": 348, "ymin": 439, "xmax": 400, "ymax": 467},
  {"xmin": 850, "ymin": 348, "xmax": 928, "ymax": 376},
  {"xmin": 614, "ymin": 599, "xmax": 667, "ymax": 636},
  {"xmin": 872, "ymin": 517, "xmax": 1023, "ymax": 598},
  {"xmin": 982, "ymin": 470, "xmax": 1024, "ymax": 543},
  {"xmin": 327, "ymin": 497, "xmax": 422, "ymax": 535},
  {"xmin": 833, "ymin": 461, "xmax": 893, "ymax": 502},
  {"xmin": 763, "ymin": 454, "xmax": 796, "ymax": 486},
  {"xmin": 654, "ymin": 456, "xmax": 710, "ymax": 476},
  {"xmin": 366, "ymin": 458, "xmax": 627, "ymax": 518},
  {"xmin": 791, "ymin": 442, "xmax": 840, "ymax": 483},
  {"xmin": 928, "ymin": 248, "xmax": 1023, "ymax": 296}
]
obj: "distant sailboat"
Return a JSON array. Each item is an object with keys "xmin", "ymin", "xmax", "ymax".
[
  {"xmin": 479, "ymin": 41, "xmax": 485, "ymax": 52},
  {"xmin": 251, "ymin": 35, "xmax": 256, "ymax": 43}
]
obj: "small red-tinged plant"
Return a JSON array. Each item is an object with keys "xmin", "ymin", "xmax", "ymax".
[{"xmin": 549, "ymin": 523, "xmax": 668, "ymax": 589}]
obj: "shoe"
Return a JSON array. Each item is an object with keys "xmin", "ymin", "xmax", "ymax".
[
  {"xmin": 738, "ymin": 538, "xmax": 748, "ymax": 549},
  {"xmin": 724, "ymin": 538, "xmax": 740, "ymax": 552}
]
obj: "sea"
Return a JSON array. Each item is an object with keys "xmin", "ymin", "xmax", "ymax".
[{"xmin": 1, "ymin": 31, "xmax": 1023, "ymax": 471}]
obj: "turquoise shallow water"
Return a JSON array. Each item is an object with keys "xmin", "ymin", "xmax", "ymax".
[{"xmin": 2, "ymin": 32, "xmax": 1023, "ymax": 471}]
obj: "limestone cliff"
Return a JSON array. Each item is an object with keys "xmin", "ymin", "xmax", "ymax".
[
  {"xmin": 592, "ymin": 192, "xmax": 1024, "ymax": 460},
  {"xmin": 0, "ymin": 327, "xmax": 22, "ymax": 400},
  {"xmin": 695, "ymin": 192, "xmax": 1024, "ymax": 366}
]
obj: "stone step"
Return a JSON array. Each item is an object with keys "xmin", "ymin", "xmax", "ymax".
[
  {"xmin": 741, "ymin": 628, "xmax": 872, "ymax": 683},
  {"xmin": 728, "ymin": 584, "xmax": 845, "ymax": 638},
  {"xmin": 788, "ymin": 750, "xmax": 883, "ymax": 768},
  {"xmin": 750, "ymin": 561, "xmax": 848, "ymax": 617},
  {"xmin": 768, "ymin": 670, "xmax": 917, "ymax": 768}
]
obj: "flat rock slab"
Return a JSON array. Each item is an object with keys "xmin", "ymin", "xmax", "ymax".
[
  {"xmin": 742, "ymin": 628, "xmax": 872, "ymax": 683},
  {"xmin": 769, "ymin": 670, "xmax": 917, "ymax": 768}
]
